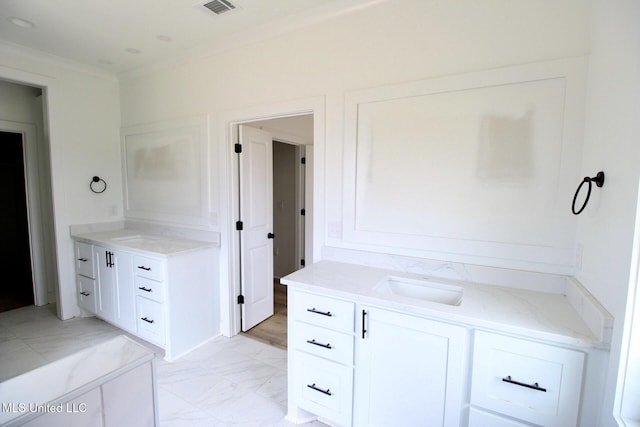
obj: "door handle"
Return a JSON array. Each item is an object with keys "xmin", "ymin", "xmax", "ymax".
[{"xmin": 267, "ymin": 233, "xmax": 275, "ymax": 239}]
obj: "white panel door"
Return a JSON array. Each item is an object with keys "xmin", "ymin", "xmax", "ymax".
[{"xmin": 239, "ymin": 125, "xmax": 274, "ymax": 331}]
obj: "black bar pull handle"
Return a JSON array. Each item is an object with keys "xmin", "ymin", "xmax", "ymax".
[
  {"xmin": 307, "ymin": 383, "xmax": 332, "ymax": 396},
  {"xmin": 137, "ymin": 265, "xmax": 151, "ymax": 271},
  {"xmin": 306, "ymin": 339, "xmax": 332, "ymax": 349},
  {"xmin": 138, "ymin": 286, "xmax": 152, "ymax": 292},
  {"xmin": 80, "ymin": 291, "xmax": 90, "ymax": 296},
  {"xmin": 502, "ymin": 375, "xmax": 547, "ymax": 392},
  {"xmin": 141, "ymin": 317, "xmax": 154, "ymax": 324},
  {"xmin": 362, "ymin": 310, "xmax": 368, "ymax": 339},
  {"xmin": 307, "ymin": 308, "xmax": 332, "ymax": 317},
  {"xmin": 77, "ymin": 258, "xmax": 88, "ymax": 262}
]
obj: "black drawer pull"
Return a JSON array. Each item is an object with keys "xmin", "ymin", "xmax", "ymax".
[
  {"xmin": 138, "ymin": 286, "xmax": 152, "ymax": 292},
  {"xmin": 307, "ymin": 308, "xmax": 332, "ymax": 317},
  {"xmin": 77, "ymin": 258, "xmax": 88, "ymax": 262},
  {"xmin": 137, "ymin": 266, "xmax": 152, "ymax": 271},
  {"xmin": 307, "ymin": 383, "xmax": 332, "ymax": 396},
  {"xmin": 80, "ymin": 291, "xmax": 90, "ymax": 296},
  {"xmin": 306, "ymin": 339, "xmax": 332, "ymax": 349},
  {"xmin": 141, "ymin": 317, "xmax": 154, "ymax": 324},
  {"xmin": 502, "ymin": 375, "xmax": 547, "ymax": 392}
]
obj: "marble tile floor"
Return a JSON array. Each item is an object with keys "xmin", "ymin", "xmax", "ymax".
[{"xmin": 0, "ymin": 304, "xmax": 327, "ymax": 427}]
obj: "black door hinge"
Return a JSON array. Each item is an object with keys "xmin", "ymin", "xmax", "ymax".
[
  {"xmin": 301, "ymin": 157, "xmax": 306, "ymax": 164},
  {"xmin": 300, "ymin": 259, "xmax": 306, "ymax": 266},
  {"xmin": 301, "ymin": 209, "xmax": 306, "ymax": 216},
  {"xmin": 237, "ymin": 295, "xmax": 245, "ymax": 304},
  {"xmin": 235, "ymin": 143, "xmax": 242, "ymax": 153},
  {"xmin": 236, "ymin": 221, "xmax": 243, "ymax": 231}
]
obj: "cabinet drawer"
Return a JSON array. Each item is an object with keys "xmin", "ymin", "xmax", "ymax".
[
  {"xmin": 293, "ymin": 322, "xmax": 354, "ymax": 365},
  {"xmin": 135, "ymin": 277, "xmax": 164, "ymax": 303},
  {"xmin": 136, "ymin": 297, "xmax": 165, "ymax": 346},
  {"xmin": 77, "ymin": 275, "xmax": 97, "ymax": 314},
  {"xmin": 293, "ymin": 291, "xmax": 354, "ymax": 333},
  {"xmin": 471, "ymin": 331, "xmax": 584, "ymax": 427},
  {"xmin": 133, "ymin": 255, "xmax": 164, "ymax": 281},
  {"xmin": 75, "ymin": 242, "xmax": 95, "ymax": 279},
  {"xmin": 295, "ymin": 351, "xmax": 353, "ymax": 427}
]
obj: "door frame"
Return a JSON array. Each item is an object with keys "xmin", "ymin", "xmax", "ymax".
[
  {"xmin": 0, "ymin": 66, "xmax": 70, "ymax": 319},
  {"xmin": 218, "ymin": 96, "xmax": 325, "ymax": 337},
  {"xmin": 0, "ymin": 122, "xmax": 47, "ymax": 306}
]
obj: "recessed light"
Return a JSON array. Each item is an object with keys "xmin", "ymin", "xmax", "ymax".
[
  {"xmin": 9, "ymin": 17, "xmax": 35, "ymax": 29},
  {"xmin": 156, "ymin": 35, "xmax": 172, "ymax": 42},
  {"xmin": 125, "ymin": 48, "xmax": 141, "ymax": 54}
]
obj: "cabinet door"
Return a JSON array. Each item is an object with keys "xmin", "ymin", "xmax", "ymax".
[
  {"xmin": 96, "ymin": 247, "xmax": 117, "ymax": 324},
  {"xmin": 96, "ymin": 247, "xmax": 135, "ymax": 332},
  {"xmin": 355, "ymin": 307, "xmax": 467, "ymax": 427}
]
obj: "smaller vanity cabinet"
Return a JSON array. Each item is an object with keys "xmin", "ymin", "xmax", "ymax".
[
  {"xmin": 74, "ymin": 242, "xmax": 97, "ymax": 313},
  {"xmin": 469, "ymin": 331, "xmax": 585, "ymax": 427},
  {"xmin": 72, "ymin": 236, "xmax": 218, "ymax": 361},
  {"xmin": 290, "ymin": 290, "xmax": 356, "ymax": 427},
  {"xmin": 134, "ymin": 254, "xmax": 166, "ymax": 347}
]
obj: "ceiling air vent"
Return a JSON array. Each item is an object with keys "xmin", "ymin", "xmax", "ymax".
[{"xmin": 203, "ymin": 0, "xmax": 236, "ymax": 15}]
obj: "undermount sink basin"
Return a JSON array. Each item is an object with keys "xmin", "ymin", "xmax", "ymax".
[{"xmin": 374, "ymin": 276, "xmax": 464, "ymax": 306}]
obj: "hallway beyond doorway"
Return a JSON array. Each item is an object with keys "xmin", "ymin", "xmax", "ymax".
[{"xmin": 242, "ymin": 279, "xmax": 287, "ymax": 350}]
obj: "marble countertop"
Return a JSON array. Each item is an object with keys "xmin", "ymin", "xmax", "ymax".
[
  {"xmin": 71, "ymin": 228, "xmax": 215, "ymax": 256},
  {"xmin": 0, "ymin": 335, "xmax": 155, "ymax": 424},
  {"xmin": 281, "ymin": 261, "xmax": 612, "ymax": 350}
]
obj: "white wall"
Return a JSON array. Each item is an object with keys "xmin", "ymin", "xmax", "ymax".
[
  {"xmin": 120, "ymin": 0, "xmax": 590, "ymax": 250},
  {"xmin": 576, "ymin": 1, "xmax": 640, "ymax": 425},
  {"xmin": 0, "ymin": 42, "xmax": 122, "ymax": 319}
]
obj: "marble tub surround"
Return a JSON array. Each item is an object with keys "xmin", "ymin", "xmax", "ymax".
[
  {"xmin": 281, "ymin": 260, "xmax": 613, "ymax": 349},
  {"xmin": 0, "ymin": 304, "xmax": 326, "ymax": 427},
  {"xmin": 0, "ymin": 335, "xmax": 156, "ymax": 425}
]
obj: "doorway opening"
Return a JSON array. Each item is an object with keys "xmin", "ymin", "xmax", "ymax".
[
  {"xmin": 235, "ymin": 114, "xmax": 313, "ymax": 349},
  {"xmin": 0, "ymin": 79, "xmax": 57, "ymax": 315},
  {"xmin": 0, "ymin": 131, "xmax": 34, "ymax": 312}
]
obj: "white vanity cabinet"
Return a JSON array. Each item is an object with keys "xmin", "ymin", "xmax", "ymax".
[
  {"xmin": 354, "ymin": 306, "xmax": 467, "ymax": 427},
  {"xmin": 95, "ymin": 246, "xmax": 136, "ymax": 333},
  {"xmin": 73, "ymin": 235, "xmax": 218, "ymax": 361},
  {"xmin": 469, "ymin": 331, "xmax": 585, "ymax": 427},
  {"xmin": 74, "ymin": 242, "xmax": 97, "ymax": 313},
  {"xmin": 282, "ymin": 261, "xmax": 609, "ymax": 427}
]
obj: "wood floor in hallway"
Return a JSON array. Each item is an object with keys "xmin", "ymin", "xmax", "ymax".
[{"xmin": 242, "ymin": 279, "xmax": 288, "ymax": 350}]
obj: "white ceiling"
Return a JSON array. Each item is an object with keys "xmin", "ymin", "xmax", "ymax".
[{"xmin": 0, "ymin": 0, "xmax": 383, "ymax": 74}]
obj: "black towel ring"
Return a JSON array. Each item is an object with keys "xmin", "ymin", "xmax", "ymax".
[
  {"xmin": 90, "ymin": 176, "xmax": 107, "ymax": 194},
  {"xmin": 572, "ymin": 171, "xmax": 604, "ymax": 215}
]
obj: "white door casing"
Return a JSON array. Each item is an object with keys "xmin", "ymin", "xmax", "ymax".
[{"xmin": 238, "ymin": 125, "xmax": 274, "ymax": 331}]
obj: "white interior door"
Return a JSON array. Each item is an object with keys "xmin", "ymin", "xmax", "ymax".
[{"xmin": 239, "ymin": 124, "xmax": 274, "ymax": 331}]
